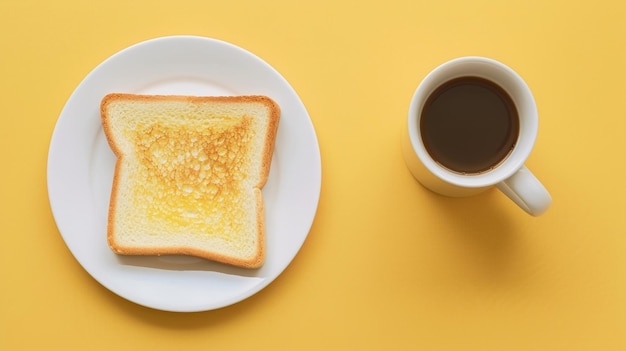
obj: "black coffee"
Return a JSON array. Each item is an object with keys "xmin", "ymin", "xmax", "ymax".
[{"xmin": 420, "ymin": 76, "xmax": 519, "ymax": 174}]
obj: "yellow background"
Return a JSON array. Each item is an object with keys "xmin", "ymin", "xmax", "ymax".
[{"xmin": 1, "ymin": 0, "xmax": 625, "ymax": 350}]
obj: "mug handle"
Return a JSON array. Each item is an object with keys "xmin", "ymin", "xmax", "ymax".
[{"xmin": 496, "ymin": 166, "xmax": 552, "ymax": 216}]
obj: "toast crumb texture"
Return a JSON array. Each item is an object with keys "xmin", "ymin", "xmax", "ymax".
[{"xmin": 101, "ymin": 94, "xmax": 280, "ymax": 268}]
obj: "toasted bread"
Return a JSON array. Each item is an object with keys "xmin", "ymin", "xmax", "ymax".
[{"xmin": 100, "ymin": 93, "xmax": 280, "ymax": 268}]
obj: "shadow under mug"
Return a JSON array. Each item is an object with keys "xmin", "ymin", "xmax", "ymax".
[{"xmin": 402, "ymin": 56, "xmax": 551, "ymax": 216}]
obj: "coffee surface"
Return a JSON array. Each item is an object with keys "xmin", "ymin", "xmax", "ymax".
[{"xmin": 420, "ymin": 77, "xmax": 519, "ymax": 174}]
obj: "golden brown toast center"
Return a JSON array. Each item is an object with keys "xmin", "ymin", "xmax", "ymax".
[{"xmin": 131, "ymin": 116, "xmax": 254, "ymax": 236}]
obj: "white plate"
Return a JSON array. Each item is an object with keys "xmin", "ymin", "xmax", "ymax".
[{"xmin": 47, "ymin": 36, "xmax": 321, "ymax": 312}]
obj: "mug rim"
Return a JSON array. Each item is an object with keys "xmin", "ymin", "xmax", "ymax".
[{"xmin": 408, "ymin": 56, "xmax": 538, "ymax": 188}]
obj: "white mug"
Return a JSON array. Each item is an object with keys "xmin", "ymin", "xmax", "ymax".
[{"xmin": 402, "ymin": 56, "xmax": 551, "ymax": 216}]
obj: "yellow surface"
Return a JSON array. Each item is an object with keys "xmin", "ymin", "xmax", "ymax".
[{"xmin": 1, "ymin": 0, "xmax": 625, "ymax": 349}]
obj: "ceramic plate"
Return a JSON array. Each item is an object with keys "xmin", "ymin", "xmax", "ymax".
[{"xmin": 47, "ymin": 36, "xmax": 321, "ymax": 312}]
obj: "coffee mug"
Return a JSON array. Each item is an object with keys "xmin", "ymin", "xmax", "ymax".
[{"xmin": 402, "ymin": 56, "xmax": 551, "ymax": 216}]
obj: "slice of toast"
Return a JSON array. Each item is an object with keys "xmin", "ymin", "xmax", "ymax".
[{"xmin": 100, "ymin": 93, "xmax": 280, "ymax": 268}]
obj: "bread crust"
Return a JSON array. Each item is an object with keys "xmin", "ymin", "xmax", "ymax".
[{"xmin": 100, "ymin": 93, "xmax": 280, "ymax": 269}]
